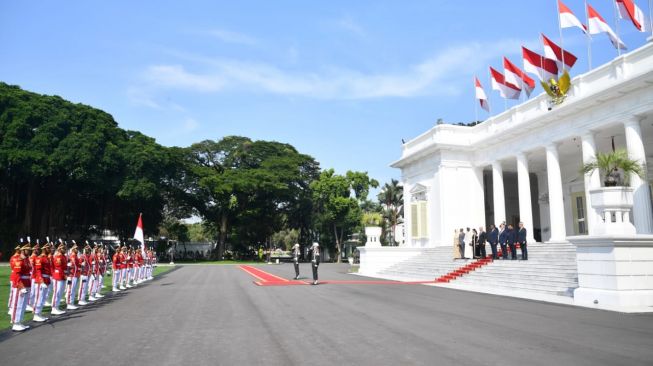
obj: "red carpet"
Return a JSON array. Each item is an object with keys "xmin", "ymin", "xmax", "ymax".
[{"xmin": 238, "ymin": 265, "xmax": 437, "ymax": 286}]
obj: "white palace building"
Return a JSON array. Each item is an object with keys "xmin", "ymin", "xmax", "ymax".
[{"xmin": 359, "ymin": 38, "xmax": 653, "ymax": 312}]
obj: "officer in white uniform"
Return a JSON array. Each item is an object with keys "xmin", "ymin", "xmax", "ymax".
[{"xmin": 310, "ymin": 242, "xmax": 320, "ymax": 285}]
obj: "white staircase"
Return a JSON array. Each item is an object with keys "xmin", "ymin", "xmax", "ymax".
[
  {"xmin": 449, "ymin": 243, "xmax": 578, "ymax": 297},
  {"xmin": 376, "ymin": 247, "xmax": 472, "ymax": 281}
]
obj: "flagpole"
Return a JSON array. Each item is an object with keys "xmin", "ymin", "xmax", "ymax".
[
  {"xmin": 648, "ymin": 0, "xmax": 653, "ymax": 37},
  {"xmin": 474, "ymin": 77, "xmax": 479, "ymax": 124},
  {"xmin": 614, "ymin": 0, "xmax": 623, "ymax": 56},
  {"xmin": 555, "ymin": 0, "xmax": 567, "ymax": 71},
  {"xmin": 584, "ymin": 0, "xmax": 593, "ymax": 70}
]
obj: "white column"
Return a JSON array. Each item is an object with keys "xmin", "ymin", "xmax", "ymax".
[
  {"xmin": 473, "ymin": 167, "xmax": 486, "ymax": 230},
  {"xmin": 492, "ymin": 161, "xmax": 506, "ymax": 225},
  {"xmin": 581, "ymin": 133, "xmax": 603, "ymax": 235},
  {"xmin": 624, "ymin": 117, "xmax": 653, "ymax": 234},
  {"xmin": 516, "ymin": 153, "xmax": 535, "ymax": 243},
  {"xmin": 546, "ymin": 144, "xmax": 567, "ymax": 241}
]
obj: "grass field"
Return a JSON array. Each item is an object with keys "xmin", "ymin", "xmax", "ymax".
[{"xmin": 0, "ymin": 265, "xmax": 174, "ymax": 330}]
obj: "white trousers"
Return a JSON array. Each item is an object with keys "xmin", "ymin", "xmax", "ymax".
[
  {"xmin": 120, "ymin": 268, "xmax": 127, "ymax": 286},
  {"xmin": 28, "ymin": 279, "xmax": 36, "ymax": 306},
  {"xmin": 10, "ymin": 287, "xmax": 29, "ymax": 324},
  {"xmin": 77, "ymin": 275, "xmax": 89, "ymax": 301},
  {"xmin": 35, "ymin": 282, "xmax": 50, "ymax": 315},
  {"xmin": 51, "ymin": 280, "xmax": 66, "ymax": 309},
  {"xmin": 66, "ymin": 276, "xmax": 79, "ymax": 305},
  {"xmin": 112, "ymin": 269, "xmax": 120, "ymax": 289}
]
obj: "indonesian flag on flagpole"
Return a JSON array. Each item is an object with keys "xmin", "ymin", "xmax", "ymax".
[
  {"xmin": 558, "ymin": 0, "xmax": 588, "ymax": 33},
  {"xmin": 503, "ymin": 57, "xmax": 536, "ymax": 98},
  {"xmin": 616, "ymin": 0, "xmax": 648, "ymax": 32},
  {"xmin": 587, "ymin": 3, "xmax": 628, "ymax": 50},
  {"xmin": 133, "ymin": 213, "xmax": 145, "ymax": 254},
  {"xmin": 490, "ymin": 67, "xmax": 521, "ymax": 100},
  {"xmin": 474, "ymin": 77, "xmax": 490, "ymax": 112},
  {"xmin": 522, "ymin": 46, "xmax": 559, "ymax": 82},
  {"xmin": 542, "ymin": 34, "xmax": 578, "ymax": 70}
]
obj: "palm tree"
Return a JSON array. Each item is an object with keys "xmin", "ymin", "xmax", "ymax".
[
  {"xmin": 581, "ymin": 149, "xmax": 644, "ymax": 186},
  {"xmin": 377, "ymin": 179, "xmax": 403, "ymax": 246}
]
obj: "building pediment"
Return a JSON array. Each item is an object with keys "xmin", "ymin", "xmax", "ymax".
[{"xmin": 410, "ymin": 183, "xmax": 428, "ymax": 194}]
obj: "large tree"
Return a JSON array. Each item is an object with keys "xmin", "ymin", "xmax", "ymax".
[
  {"xmin": 311, "ymin": 169, "xmax": 378, "ymax": 262},
  {"xmin": 377, "ymin": 179, "xmax": 403, "ymax": 246},
  {"xmin": 185, "ymin": 136, "xmax": 319, "ymax": 259}
]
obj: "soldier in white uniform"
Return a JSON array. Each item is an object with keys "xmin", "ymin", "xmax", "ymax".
[{"xmin": 310, "ymin": 242, "xmax": 320, "ymax": 285}]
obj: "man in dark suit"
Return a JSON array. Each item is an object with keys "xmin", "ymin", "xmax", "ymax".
[
  {"xmin": 498, "ymin": 223, "xmax": 508, "ymax": 259},
  {"xmin": 518, "ymin": 222, "xmax": 528, "ymax": 260},
  {"xmin": 478, "ymin": 227, "xmax": 487, "ymax": 258},
  {"xmin": 507, "ymin": 224, "xmax": 517, "ymax": 260},
  {"xmin": 458, "ymin": 228, "xmax": 466, "ymax": 259},
  {"xmin": 487, "ymin": 224, "xmax": 498, "ymax": 260}
]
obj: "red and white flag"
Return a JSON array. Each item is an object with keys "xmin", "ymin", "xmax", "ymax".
[
  {"xmin": 558, "ymin": 0, "xmax": 588, "ymax": 33},
  {"xmin": 616, "ymin": 0, "xmax": 648, "ymax": 32},
  {"xmin": 503, "ymin": 57, "xmax": 535, "ymax": 98},
  {"xmin": 587, "ymin": 3, "xmax": 627, "ymax": 50},
  {"xmin": 542, "ymin": 34, "xmax": 577, "ymax": 70},
  {"xmin": 133, "ymin": 213, "xmax": 146, "ymax": 255},
  {"xmin": 522, "ymin": 46, "xmax": 559, "ymax": 82},
  {"xmin": 474, "ymin": 77, "xmax": 490, "ymax": 112},
  {"xmin": 490, "ymin": 67, "xmax": 520, "ymax": 100}
]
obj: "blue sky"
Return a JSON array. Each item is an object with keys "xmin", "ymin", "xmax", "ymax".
[{"xmin": 2, "ymin": 1, "xmax": 652, "ymax": 189}]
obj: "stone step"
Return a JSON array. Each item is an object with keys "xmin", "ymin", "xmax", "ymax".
[
  {"xmin": 460, "ymin": 272, "xmax": 577, "ymax": 287},
  {"xmin": 473, "ymin": 268, "xmax": 578, "ymax": 279},
  {"xmin": 450, "ymin": 279, "xmax": 574, "ymax": 297}
]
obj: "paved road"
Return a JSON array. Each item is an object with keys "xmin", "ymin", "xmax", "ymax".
[{"xmin": 1, "ymin": 264, "xmax": 652, "ymax": 366}]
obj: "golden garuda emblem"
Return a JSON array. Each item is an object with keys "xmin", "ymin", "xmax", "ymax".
[{"xmin": 541, "ymin": 70, "xmax": 570, "ymax": 106}]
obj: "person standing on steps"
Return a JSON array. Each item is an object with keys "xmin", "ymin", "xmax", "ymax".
[
  {"xmin": 507, "ymin": 224, "xmax": 517, "ymax": 260},
  {"xmin": 498, "ymin": 223, "xmax": 508, "ymax": 260},
  {"xmin": 487, "ymin": 225, "xmax": 498, "ymax": 260},
  {"xmin": 292, "ymin": 243, "xmax": 301, "ymax": 280},
  {"xmin": 458, "ymin": 228, "xmax": 466, "ymax": 259},
  {"xmin": 478, "ymin": 227, "xmax": 487, "ymax": 259},
  {"xmin": 518, "ymin": 222, "xmax": 528, "ymax": 260},
  {"xmin": 310, "ymin": 242, "xmax": 320, "ymax": 285}
]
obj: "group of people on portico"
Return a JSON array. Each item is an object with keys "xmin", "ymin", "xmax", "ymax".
[{"xmin": 453, "ymin": 222, "xmax": 528, "ymax": 261}]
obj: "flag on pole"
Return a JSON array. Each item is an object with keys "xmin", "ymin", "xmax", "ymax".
[
  {"xmin": 615, "ymin": 0, "xmax": 648, "ymax": 32},
  {"xmin": 587, "ymin": 3, "xmax": 628, "ymax": 49},
  {"xmin": 503, "ymin": 57, "xmax": 535, "ymax": 98},
  {"xmin": 490, "ymin": 67, "xmax": 521, "ymax": 100},
  {"xmin": 522, "ymin": 46, "xmax": 559, "ymax": 82},
  {"xmin": 133, "ymin": 213, "xmax": 145, "ymax": 256},
  {"xmin": 558, "ymin": 0, "xmax": 588, "ymax": 33},
  {"xmin": 542, "ymin": 34, "xmax": 578, "ymax": 69},
  {"xmin": 474, "ymin": 77, "xmax": 490, "ymax": 112}
]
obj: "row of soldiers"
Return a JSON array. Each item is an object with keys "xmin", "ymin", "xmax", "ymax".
[{"xmin": 7, "ymin": 238, "xmax": 157, "ymax": 332}]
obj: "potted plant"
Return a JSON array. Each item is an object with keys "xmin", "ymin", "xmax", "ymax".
[
  {"xmin": 580, "ymin": 149, "xmax": 644, "ymax": 234},
  {"xmin": 362, "ymin": 212, "xmax": 383, "ymax": 247},
  {"xmin": 581, "ymin": 149, "xmax": 643, "ymax": 187}
]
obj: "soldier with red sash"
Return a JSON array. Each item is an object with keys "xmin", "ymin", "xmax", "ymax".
[
  {"xmin": 50, "ymin": 242, "xmax": 67, "ymax": 315},
  {"xmin": 95, "ymin": 246, "xmax": 106, "ymax": 297},
  {"xmin": 10, "ymin": 243, "xmax": 32, "ymax": 332},
  {"xmin": 32, "ymin": 243, "xmax": 52, "ymax": 322},
  {"xmin": 119, "ymin": 246, "xmax": 128, "ymax": 290},
  {"xmin": 112, "ymin": 246, "xmax": 122, "ymax": 292},
  {"xmin": 7, "ymin": 244, "xmax": 21, "ymax": 316},
  {"xmin": 65, "ymin": 243, "xmax": 80, "ymax": 310},
  {"xmin": 44, "ymin": 238, "xmax": 55, "ymax": 307},
  {"xmin": 26, "ymin": 239, "xmax": 39, "ymax": 312},
  {"xmin": 77, "ymin": 244, "xmax": 91, "ymax": 305}
]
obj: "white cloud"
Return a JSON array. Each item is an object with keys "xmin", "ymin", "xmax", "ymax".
[
  {"xmin": 205, "ymin": 29, "xmax": 258, "ymax": 46},
  {"xmin": 131, "ymin": 38, "xmax": 532, "ymax": 101}
]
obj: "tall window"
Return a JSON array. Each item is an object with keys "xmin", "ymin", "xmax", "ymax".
[
  {"xmin": 410, "ymin": 201, "xmax": 429, "ymax": 239},
  {"xmin": 571, "ymin": 193, "xmax": 588, "ymax": 235}
]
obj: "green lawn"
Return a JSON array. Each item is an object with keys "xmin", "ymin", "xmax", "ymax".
[
  {"xmin": 0, "ymin": 265, "xmax": 174, "ymax": 329},
  {"xmin": 171, "ymin": 260, "xmax": 261, "ymax": 265}
]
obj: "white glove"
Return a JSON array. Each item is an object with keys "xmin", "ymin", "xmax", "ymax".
[
  {"xmin": 20, "ymin": 288, "xmax": 28, "ymax": 294},
  {"xmin": 41, "ymin": 283, "xmax": 48, "ymax": 289}
]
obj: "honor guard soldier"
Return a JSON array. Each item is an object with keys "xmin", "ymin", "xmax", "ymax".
[
  {"xmin": 292, "ymin": 243, "xmax": 301, "ymax": 280},
  {"xmin": 10, "ymin": 243, "xmax": 33, "ymax": 331},
  {"xmin": 119, "ymin": 246, "xmax": 128, "ymax": 289},
  {"xmin": 65, "ymin": 243, "xmax": 80, "ymax": 310},
  {"xmin": 77, "ymin": 244, "xmax": 91, "ymax": 305},
  {"xmin": 126, "ymin": 248, "xmax": 135, "ymax": 288},
  {"xmin": 44, "ymin": 237, "xmax": 54, "ymax": 307},
  {"xmin": 50, "ymin": 242, "xmax": 67, "ymax": 315},
  {"xmin": 87, "ymin": 244, "xmax": 99, "ymax": 301},
  {"xmin": 26, "ymin": 238, "xmax": 38, "ymax": 312},
  {"xmin": 7, "ymin": 243, "xmax": 21, "ymax": 315},
  {"xmin": 310, "ymin": 242, "xmax": 320, "ymax": 285},
  {"xmin": 112, "ymin": 246, "xmax": 122, "ymax": 292},
  {"xmin": 32, "ymin": 243, "xmax": 52, "ymax": 322}
]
